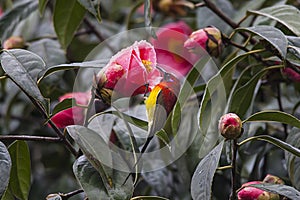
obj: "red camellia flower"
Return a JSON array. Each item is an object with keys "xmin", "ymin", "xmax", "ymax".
[
  {"xmin": 96, "ymin": 40, "xmax": 162, "ymax": 103},
  {"xmin": 51, "ymin": 92, "xmax": 91, "ymax": 128},
  {"xmin": 150, "ymin": 21, "xmax": 199, "ymax": 77}
]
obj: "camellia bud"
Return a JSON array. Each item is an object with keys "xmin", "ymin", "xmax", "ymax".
[
  {"xmin": 282, "ymin": 67, "xmax": 300, "ymax": 82},
  {"xmin": 153, "ymin": 0, "xmax": 194, "ymax": 16},
  {"xmin": 218, "ymin": 113, "xmax": 242, "ymax": 139},
  {"xmin": 184, "ymin": 27, "xmax": 222, "ymax": 57},
  {"xmin": 238, "ymin": 181, "xmax": 280, "ymax": 200},
  {"xmin": 3, "ymin": 36, "xmax": 25, "ymax": 50},
  {"xmin": 263, "ymin": 174, "xmax": 285, "ymax": 185}
]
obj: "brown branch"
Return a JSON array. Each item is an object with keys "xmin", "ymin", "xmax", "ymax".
[
  {"xmin": 83, "ymin": 18, "xmax": 116, "ymax": 52},
  {"xmin": 202, "ymin": 0, "xmax": 256, "ymax": 44},
  {"xmin": 230, "ymin": 139, "xmax": 238, "ymax": 200},
  {"xmin": 0, "ymin": 135, "xmax": 62, "ymax": 142}
]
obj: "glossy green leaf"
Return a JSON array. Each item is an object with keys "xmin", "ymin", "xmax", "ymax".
[
  {"xmin": 1, "ymin": 49, "xmax": 49, "ymax": 114},
  {"xmin": 198, "ymin": 49, "xmax": 264, "ymax": 131},
  {"xmin": 54, "ymin": 0, "xmax": 86, "ymax": 49},
  {"xmin": 89, "ymin": 110, "xmax": 148, "ymax": 131},
  {"xmin": 130, "ymin": 196, "xmax": 169, "ymax": 200},
  {"xmin": 235, "ymin": 26, "xmax": 288, "ymax": 58},
  {"xmin": 239, "ymin": 135, "xmax": 300, "ymax": 157},
  {"xmin": 285, "ymin": 128, "xmax": 300, "ymax": 190},
  {"xmin": 248, "ymin": 5, "xmax": 300, "ymax": 36},
  {"xmin": 243, "ymin": 110, "xmax": 300, "ymax": 128},
  {"xmin": 73, "ymin": 155, "xmax": 110, "ymax": 199},
  {"xmin": 155, "ymin": 129, "xmax": 170, "ymax": 148},
  {"xmin": 67, "ymin": 125, "xmax": 113, "ymax": 189},
  {"xmin": 67, "ymin": 125, "xmax": 133, "ymax": 198},
  {"xmin": 229, "ymin": 65, "xmax": 282, "ymax": 117},
  {"xmin": 8, "ymin": 141, "xmax": 31, "ymax": 200},
  {"xmin": 0, "ymin": 1, "xmax": 38, "ymax": 41},
  {"xmin": 1, "ymin": 189, "xmax": 14, "ymax": 200},
  {"xmin": 38, "ymin": 0, "xmax": 49, "ymax": 15},
  {"xmin": 51, "ymin": 98, "xmax": 76, "ymax": 116},
  {"xmin": 0, "ymin": 142, "xmax": 11, "ymax": 198},
  {"xmin": 249, "ymin": 183, "xmax": 300, "ymax": 199},
  {"xmin": 77, "ymin": 0, "xmax": 101, "ymax": 22},
  {"xmin": 191, "ymin": 140, "xmax": 224, "ymax": 200},
  {"xmin": 172, "ymin": 53, "xmax": 211, "ymax": 134},
  {"xmin": 37, "ymin": 60, "xmax": 108, "ymax": 84},
  {"xmin": 28, "ymin": 39, "xmax": 66, "ymax": 67}
]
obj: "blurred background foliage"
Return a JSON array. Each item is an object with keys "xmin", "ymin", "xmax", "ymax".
[{"xmin": 0, "ymin": 0, "xmax": 300, "ymax": 199}]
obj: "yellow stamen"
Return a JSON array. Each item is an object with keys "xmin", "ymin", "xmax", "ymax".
[{"xmin": 142, "ymin": 60, "xmax": 153, "ymax": 72}]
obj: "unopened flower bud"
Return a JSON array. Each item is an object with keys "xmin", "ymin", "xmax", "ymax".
[
  {"xmin": 238, "ymin": 181, "xmax": 280, "ymax": 200},
  {"xmin": 184, "ymin": 27, "xmax": 222, "ymax": 57},
  {"xmin": 282, "ymin": 67, "xmax": 300, "ymax": 82},
  {"xmin": 263, "ymin": 174, "xmax": 285, "ymax": 185},
  {"xmin": 153, "ymin": 0, "xmax": 194, "ymax": 16},
  {"xmin": 3, "ymin": 36, "xmax": 25, "ymax": 50},
  {"xmin": 219, "ymin": 113, "xmax": 242, "ymax": 139}
]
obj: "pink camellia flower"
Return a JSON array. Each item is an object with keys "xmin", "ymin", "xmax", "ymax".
[
  {"xmin": 184, "ymin": 26, "xmax": 223, "ymax": 57},
  {"xmin": 0, "ymin": 7, "xmax": 3, "ymax": 17},
  {"xmin": 51, "ymin": 92, "xmax": 91, "ymax": 128},
  {"xmin": 282, "ymin": 67, "xmax": 300, "ymax": 82},
  {"xmin": 95, "ymin": 40, "xmax": 162, "ymax": 104},
  {"xmin": 219, "ymin": 113, "xmax": 242, "ymax": 139},
  {"xmin": 150, "ymin": 21, "xmax": 200, "ymax": 77},
  {"xmin": 238, "ymin": 181, "xmax": 279, "ymax": 200}
]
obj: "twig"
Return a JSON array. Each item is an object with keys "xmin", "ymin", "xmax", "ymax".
[
  {"xmin": 230, "ymin": 139, "xmax": 238, "ymax": 200},
  {"xmin": 203, "ymin": 0, "xmax": 256, "ymax": 44},
  {"xmin": 61, "ymin": 189, "xmax": 84, "ymax": 200},
  {"xmin": 5, "ymin": 74, "xmax": 78, "ymax": 157},
  {"xmin": 0, "ymin": 135, "xmax": 61, "ymax": 142},
  {"xmin": 276, "ymin": 83, "xmax": 288, "ymax": 137},
  {"xmin": 83, "ymin": 18, "xmax": 115, "ymax": 53}
]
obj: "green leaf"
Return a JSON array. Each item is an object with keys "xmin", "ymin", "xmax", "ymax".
[
  {"xmin": 0, "ymin": 141, "xmax": 11, "ymax": 198},
  {"xmin": 229, "ymin": 65, "xmax": 282, "ymax": 117},
  {"xmin": 191, "ymin": 140, "xmax": 224, "ymax": 200},
  {"xmin": 155, "ymin": 129, "xmax": 170, "ymax": 148},
  {"xmin": 285, "ymin": 128, "xmax": 300, "ymax": 190},
  {"xmin": 67, "ymin": 125, "xmax": 113, "ymax": 189},
  {"xmin": 37, "ymin": 59, "xmax": 108, "ymax": 84},
  {"xmin": 54, "ymin": 0, "xmax": 86, "ymax": 49},
  {"xmin": 73, "ymin": 155, "xmax": 110, "ymax": 199},
  {"xmin": 51, "ymin": 98, "xmax": 76, "ymax": 116},
  {"xmin": 199, "ymin": 49, "xmax": 264, "ymax": 131},
  {"xmin": 243, "ymin": 110, "xmax": 300, "ymax": 128},
  {"xmin": 38, "ymin": 0, "xmax": 49, "ymax": 15},
  {"xmin": 89, "ymin": 110, "xmax": 148, "ymax": 131},
  {"xmin": 235, "ymin": 26, "xmax": 288, "ymax": 58},
  {"xmin": 1, "ymin": 49, "xmax": 49, "ymax": 114},
  {"xmin": 28, "ymin": 39, "xmax": 66, "ymax": 67},
  {"xmin": 248, "ymin": 5, "xmax": 300, "ymax": 36},
  {"xmin": 130, "ymin": 196, "xmax": 169, "ymax": 200},
  {"xmin": 173, "ymin": 53, "xmax": 211, "ymax": 134},
  {"xmin": 249, "ymin": 183, "xmax": 300, "ymax": 199},
  {"xmin": 67, "ymin": 125, "xmax": 134, "ymax": 199},
  {"xmin": 77, "ymin": 0, "xmax": 101, "ymax": 22},
  {"xmin": 8, "ymin": 141, "xmax": 31, "ymax": 200},
  {"xmin": 239, "ymin": 135, "xmax": 300, "ymax": 157},
  {"xmin": 0, "ymin": 1, "xmax": 38, "ymax": 41}
]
